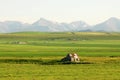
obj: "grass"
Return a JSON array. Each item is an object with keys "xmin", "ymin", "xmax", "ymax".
[
  {"xmin": 0, "ymin": 59, "xmax": 120, "ymax": 80},
  {"xmin": 0, "ymin": 43, "xmax": 120, "ymax": 57},
  {"xmin": 0, "ymin": 56, "xmax": 120, "ymax": 80},
  {"xmin": 0, "ymin": 32, "xmax": 120, "ymax": 80}
]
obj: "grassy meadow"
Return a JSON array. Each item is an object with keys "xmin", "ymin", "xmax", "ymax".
[{"xmin": 0, "ymin": 32, "xmax": 120, "ymax": 80}]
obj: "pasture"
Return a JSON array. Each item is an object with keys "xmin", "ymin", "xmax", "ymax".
[{"xmin": 0, "ymin": 32, "xmax": 120, "ymax": 80}]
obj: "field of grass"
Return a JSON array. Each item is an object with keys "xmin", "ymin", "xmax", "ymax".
[
  {"xmin": 0, "ymin": 32, "xmax": 120, "ymax": 80},
  {"xmin": 0, "ymin": 62, "xmax": 120, "ymax": 80}
]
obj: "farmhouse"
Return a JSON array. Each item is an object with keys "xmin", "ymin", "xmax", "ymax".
[
  {"xmin": 61, "ymin": 53, "xmax": 80, "ymax": 62},
  {"xmin": 18, "ymin": 41, "xmax": 27, "ymax": 44},
  {"xmin": 11, "ymin": 41, "xmax": 27, "ymax": 44}
]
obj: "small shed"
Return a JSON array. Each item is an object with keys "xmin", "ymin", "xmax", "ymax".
[{"xmin": 61, "ymin": 53, "xmax": 80, "ymax": 62}]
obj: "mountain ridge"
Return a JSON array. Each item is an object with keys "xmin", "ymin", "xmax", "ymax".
[{"xmin": 0, "ymin": 17, "xmax": 120, "ymax": 33}]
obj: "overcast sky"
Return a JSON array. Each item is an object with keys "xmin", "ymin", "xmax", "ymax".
[{"xmin": 0, "ymin": 0, "xmax": 120, "ymax": 25}]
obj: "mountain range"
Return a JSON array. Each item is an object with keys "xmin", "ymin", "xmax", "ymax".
[{"xmin": 0, "ymin": 17, "xmax": 120, "ymax": 33}]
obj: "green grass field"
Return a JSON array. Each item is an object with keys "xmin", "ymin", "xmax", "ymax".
[{"xmin": 0, "ymin": 32, "xmax": 120, "ymax": 80}]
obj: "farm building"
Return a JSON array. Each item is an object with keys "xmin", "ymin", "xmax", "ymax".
[
  {"xmin": 10, "ymin": 41, "xmax": 27, "ymax": 44},
  {"xmin": 61, "ymin": 53, "xmax": 80, "ymax": 62}
]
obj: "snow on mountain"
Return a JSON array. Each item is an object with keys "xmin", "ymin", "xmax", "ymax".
[
  {"xmin": 70, "ymin": 21, "xmax": 90, "ymax": 31},
  {"xmin": 31, "ymin": 18, "xmax": 61, "ymax": 32},
  {"xmin": 31, "ymin": 18, "xmax": 90, "ymax": 32},
  {"xmin": 0, "ymin": 17, "xmax": 120, "ymax": 33}
]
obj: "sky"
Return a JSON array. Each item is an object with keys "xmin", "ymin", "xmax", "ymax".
[{"xmin": 0, "ymin": 0, "xmax": 120, "ymax": 25}]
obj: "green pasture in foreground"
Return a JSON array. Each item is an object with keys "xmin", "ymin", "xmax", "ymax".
[
  {"xmin": 0, "ymin": 63, "xmax": 120, "ymax": 80},
  {"xmin": 0, "ymin": 32, "xmax": 120, "ymax": 80},
  {"xmin": 0, "ymin": 57, "xmax": 120, "ymax": 80}
]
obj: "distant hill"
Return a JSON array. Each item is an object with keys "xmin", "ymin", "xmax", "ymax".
[
  {"xmin": 0, "ymin": 17, "xmax": 120, "ymax": 33},
  {"xmin": 92, "ymin": 17, "xmax": 120, "ymax": 32}
]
